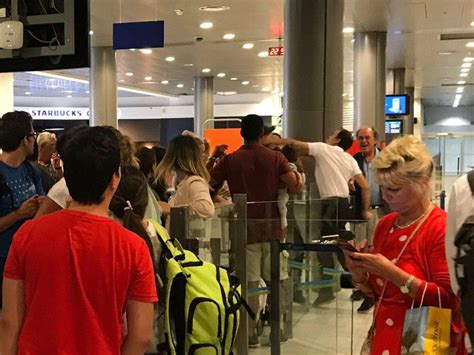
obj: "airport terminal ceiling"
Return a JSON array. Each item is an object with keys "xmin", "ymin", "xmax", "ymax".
[{"xmin": 9, "ymin": 0, "xmax": 474, "ymax": 107}]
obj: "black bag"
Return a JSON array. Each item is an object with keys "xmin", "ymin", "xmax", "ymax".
[{"xmin": 454, "ymin": 170, "xmax": 474, "ymax": 340}]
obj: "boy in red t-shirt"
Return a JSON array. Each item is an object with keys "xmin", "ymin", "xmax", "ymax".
[{"xmin": 0, "ymin": 127, "xmax": 157, "ymax": 355}]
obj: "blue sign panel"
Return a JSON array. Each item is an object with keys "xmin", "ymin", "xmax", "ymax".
[{"xmin": 113, "ymin": 21, "xmax": 164, "ymax": 50}]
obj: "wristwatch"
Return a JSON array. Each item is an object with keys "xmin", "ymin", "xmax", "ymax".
[{"xmin": 400, "ymin": 275, "xmax": 415, "ymax": 294}]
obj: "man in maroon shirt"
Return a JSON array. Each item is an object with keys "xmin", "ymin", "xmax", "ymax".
[
  {"xmin": 211, "ymin": 114, "xmax": 302, "ymax": 346},
  {"xmin": 0, "ymin": 127, "xmax": 157, "ymax": 355}
]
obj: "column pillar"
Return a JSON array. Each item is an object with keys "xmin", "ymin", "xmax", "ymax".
[
  {"xmin": 90, "ymin": 46, "xmax": 117, "ymax": 127},
  {"xmin": 284, "ymin": 0, "xmax": 344, "ymax": 142},
  {"xmin": 194, "ymin": 76, "xmax": 214, "ymax": 137},
  {"xmin": 0, "ymin": 73, "xmax": 14, "ymax": 116},
  {"xmin": 392, "ymin": 68, "xmax": 406, "ymax": 94},
  {"xmin": 354, "ymin": 32, "xmax": 386, "ymax": 141},
  {"xmin": 405, "ymin": 87, "xmax": 415, "ymax": 135}
]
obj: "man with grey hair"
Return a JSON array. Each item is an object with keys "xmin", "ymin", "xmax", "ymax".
[{"xmin": 36, "ymin": 132, "xmax": 62, "ymax": 193}]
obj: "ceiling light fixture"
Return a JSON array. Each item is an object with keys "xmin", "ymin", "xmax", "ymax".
[
  {"xmin": 230, "ymin": 77, "xmax": 238, "ymax": 81},
  {"xmin": 343, "ymin": 27, "xmax": 354, "ymax": 33},
  {"xmin": 67, "ymin": 95, "xmax": 72, "ymax": 98},
  {"xmin": 252, "ymin": 85, "xmax": 259, "ymax": 88},
  {"xmin": 242, "ymin": 43, "xmax": 254, "ymax": 49},
  {"xmin": 184, "ymin": 63, "xmax": 194, "ymax": 67},
  {"xmin": 466, "ymin": 42, "xmax": 474, "ymax": 48},
  {"xmin": 140, "ymin": 49, "xmax": 153, "ymax": 54},
  {"xmin": 202, "ymin": 68, "xmax": 211, "ymax": 73},
  {"xmin": 460, "ymin": 73, "xmax": 469, "ymax": 77},
  {"xmin": 464, "ymin": 57, "xmax": 474, "ymax": 62},
  {"xmin": 165, "ymin": 56, "xmax": 175, "ymax": 62},
  {"xmin": 458, "ymin": 80, "xmax": 466, "ymax": 85},
  {"xmin": 241, "ymin": 81, "xmax": 249, "ymax": 85},
  {"xmin": 199, "ymin": 5, "xmax": 230, "ymax": 12},
  {"xmin": 223, "ymin": 33, "xmax": 235, "ymax": 40},
  {"xmin": 258, "ymin": 51, "xmax": 268, "ymax": 57},
  {"xmin": 461, "ymin": 68, "xmax": 470, "ymax": 73},
  {"xmin": 145, "ymin": 76, "xmax": 152, "ymax": 81},
  {"xmin": 125, "ymin": 72, "xmax": 134, "ymax": 77},
  {"xmin": 438, "ymin": 51, "xmax": 453, "ymax": 55},
  {"xmin": 200, "ymin": 22, "xmax": 213, "ymax": 29},
  {"xmin": 262, "ymin": 87, "xmax": 270, "ymax": 92},
  {"xmin": 86, "ymin": 90, "xmax": 90, "ymax": 94},
  {"xmin": 471, "ymin": 21, "xmax": 474, "ymax": 27},
  {"xmin": 161, "ymin": 80, "xmax": 169, "ymax": 84},
  {"xmin": 24, "ymin": 91, "xmax": 31, "ymax": 95},
  {"xmin": 457, "ymin": 87, "xmax": 465, "ymax": 93},
  {"xmin": 129, "ymin": 48, "xmax": 136, "ymax": 52},
  {"xmin": 351, "ymin": 38, "xmax": 355, "ymax": 44},
  {"xmin": 177, "ymin": 83, "xmax": 184, "ymax": 88},
  {"xmin": 462, "ymin": 63, "xmax": 472, "ymax": 68},
  {"xmin": 174, "ymin": 9, "xmax": 184, "ymax": 16},
  {"xmin": 217, "ymin": 73, "xmax": 226, "ymax": 78},
  {"xmin": 216, "ymin": 91, "xmax": 237, "ymax": 96},
  {"xmin": 89, "ymin": 30, "xmax": 94, "ymax": 35}
]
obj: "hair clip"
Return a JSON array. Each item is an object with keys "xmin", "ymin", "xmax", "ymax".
[{"xmin": 124, "ymin": 200, "xmax": 133, "ymax": 212}]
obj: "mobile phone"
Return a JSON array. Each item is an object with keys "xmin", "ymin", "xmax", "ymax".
[{"xmin": 337, "ymin": 240, "xmax": 358, "ymax": 252}]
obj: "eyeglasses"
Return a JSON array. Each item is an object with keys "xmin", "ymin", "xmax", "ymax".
[{"xmin": 26, "ymin": 132, "xmax": 37, "ymax": 139}]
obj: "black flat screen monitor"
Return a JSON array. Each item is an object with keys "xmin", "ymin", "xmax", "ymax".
[
  {"xmin": 0, "ymin": 0, "xmax": 89, "ymax": 72},
  {"xmin": 385, "ymin": 119, "xmax": 403, "ymax": 134},
  {"xmin": 385, "ymin": 95, "xmax": 410, "ymax": 116}
]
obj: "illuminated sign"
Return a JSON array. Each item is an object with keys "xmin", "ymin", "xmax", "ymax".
[{"xmin": 268, "ymin": 47, "xmax": 284, "ymax": 56}]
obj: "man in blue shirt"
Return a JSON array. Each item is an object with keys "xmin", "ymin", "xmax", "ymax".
[{"xmin": 0, "ymin": 111, "xmax": 44, "ymax": 307}]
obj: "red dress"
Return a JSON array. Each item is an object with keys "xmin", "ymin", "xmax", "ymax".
[{"xmin": 368, "ymin": 206, "xmax": 466, "ymax": 355}]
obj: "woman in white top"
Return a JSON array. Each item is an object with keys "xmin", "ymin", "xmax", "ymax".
[{"xmin": 154, "ymin": 135, "xmax": 215, "ymax": 260}]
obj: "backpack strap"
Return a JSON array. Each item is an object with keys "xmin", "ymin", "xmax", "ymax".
[
  {"xmin": 148, "ymin": 219, "xmax": 183, "ymax": 260},
  {"xmin": 467, "ymin": 170, "xmax": 474, "ymax": 195}
]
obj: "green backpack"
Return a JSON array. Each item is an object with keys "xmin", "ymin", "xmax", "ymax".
[{"xmin": 149, "ymin": 220, "xmax": 252, "ymax": 355}]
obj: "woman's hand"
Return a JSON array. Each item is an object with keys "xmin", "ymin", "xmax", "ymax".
[{"xmin": 346, "ymin": 251, "xmax": 394, "ymax": 279}]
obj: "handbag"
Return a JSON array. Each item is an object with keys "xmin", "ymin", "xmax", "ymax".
[
  {"xmin": 360, "ymin": 205, "xmax": 435, "ymax": 355},
  {"xmin": 401, "ymin": 284, "xmax": 451, "ymax": 354}
]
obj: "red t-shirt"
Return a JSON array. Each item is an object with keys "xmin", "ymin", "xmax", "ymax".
[
  {"xmin": 4, "ymin": 209, "xmax": 158, "ymax": 355},
  {"xmin": 211, "ymin": 143, "xmax": 292, "ymax": 243}
]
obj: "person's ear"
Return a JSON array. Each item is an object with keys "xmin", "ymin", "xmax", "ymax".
[{"xmin": 110, "ymin": 170, "xmax": 121, "ymax": 191}]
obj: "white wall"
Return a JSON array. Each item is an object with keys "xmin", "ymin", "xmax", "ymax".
[{"xmin": 423, "ymin": 106, "xmax": 474, "ymax": 134}]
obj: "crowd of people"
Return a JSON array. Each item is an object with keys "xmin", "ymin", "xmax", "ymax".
[{"xmin": 0, "ymin": 110, "xmax": 472, "ymax": 354}]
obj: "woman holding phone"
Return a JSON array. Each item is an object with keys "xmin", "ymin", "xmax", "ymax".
[{"xmin": 343, "ymin": 136, "xmax": 466, "ymax": 354}]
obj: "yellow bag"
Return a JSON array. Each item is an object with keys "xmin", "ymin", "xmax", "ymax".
[{"xmin": 401, "ymin": 285, "xmax": 451, "ymax": 354}]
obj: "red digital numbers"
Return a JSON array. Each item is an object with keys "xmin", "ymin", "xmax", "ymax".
[{"xmin": 268, "ymin": 47, "xmax": 284, "ymax": 56}]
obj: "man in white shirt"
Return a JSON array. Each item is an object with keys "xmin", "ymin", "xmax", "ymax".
[{"xmin": 274, "ymin": 129, "xmax": 371, "ymax": 305}]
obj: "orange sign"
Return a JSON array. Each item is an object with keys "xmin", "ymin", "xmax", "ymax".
[{"xmin": 204, "ymin": 128, "xmax": 243, "ymax": 155}]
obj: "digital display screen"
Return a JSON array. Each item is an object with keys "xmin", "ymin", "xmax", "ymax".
[
  {"xmin": 113, "ymin": 21, "xmax": 164, "ymax": 50},
  {"xmin": 385, "ymin": 120, "xmax": 403, "ymax": 134},
  {"xmin": 385, "ymin": 95, "xmax": 410, "ymax": 116},
  {"xmin": 268, "ymin": 46, "xmax": 284, "ymax": 56}
]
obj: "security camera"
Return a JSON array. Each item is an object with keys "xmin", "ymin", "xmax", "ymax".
[{"xmin": 0, "ymin": 21, "xmax": 24, "ymax": 49}]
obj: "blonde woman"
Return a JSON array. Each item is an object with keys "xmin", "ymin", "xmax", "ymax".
[
  {"xmin": 343, "ymin": 136, "xmax": 466, "ymax": 354},
  {"xmin": 155, "ymin": 135, "xmax": 215, "ymax": 248}
]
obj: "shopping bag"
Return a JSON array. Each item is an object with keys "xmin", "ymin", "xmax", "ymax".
[{"xmin": 401, "ymin": 285, "xmax": 451, "ymax": 354}]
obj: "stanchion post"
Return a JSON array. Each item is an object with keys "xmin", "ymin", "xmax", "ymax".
[
  {"xmin": 232, "ymin": 194, "xmax": 248, "ymax": 355},
  {"xmin": 170, "ymin": 207, "xmax": 189, "ymax": 247},
  {"xmin": 270, "ymin": 239, "xmax": 281, "ymax": 355}
]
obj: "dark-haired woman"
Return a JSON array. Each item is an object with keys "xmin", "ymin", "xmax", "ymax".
[{"xmin": 109, "ymin": 165, "xmax": 163, "ymax": 353}]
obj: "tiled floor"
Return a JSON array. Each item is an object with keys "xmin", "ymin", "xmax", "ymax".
[{"xmin": 249, "ymin": 289, "xmax": 373, "ymax": 355}]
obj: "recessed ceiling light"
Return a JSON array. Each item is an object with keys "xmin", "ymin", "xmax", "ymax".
[
  {"xmin": 125, "ymin": 72, "xmax": 134, "ymax": 77},
  {"xmin": 351, "ymin": 39, "xmax": 355, "ymax": 44},
  {"xmin": 217, "ymin": 73, "xmax": 226, "ymax": 78},
  {"xmin": 467, "ymin": 42, "xmax": 474, "ymax": 48},
  {"xmin": 471, "ymin": 21, "xmax": 474, "ymax": 27},
  {"xmin": 252, "ymin": 85, "xmax": 259, "ymax": 88},
  {"xmin": 438, "ymin": 51, "xmax": 453, "ymax": 55},
  {"xmin": 223, "ymin": 33, "xmax": 235, "ymax": 40},
  {"xmin": 24, "ymin": 91, "xmax": 31, "ymax": 95},
  {"xmin": 262, "ymin": 87, "xmax": 270, "ymax": 92},
  {"xmin": 343, "ymin": 27, "xmax": 354, "ymax": 33},
  {"xmin": 129, "ymin": 48, "xmax": 136, "ymax": 52},
  {"xmin": 67, "ymin": 95, "xmax": 72, "ymax": 98},
  {"xmin": 242, "ymin": 43, "xmax": 254, "ymax": 49},
  {"xmin": 464, "ymin": 57, "xmax": 474, "ymax": 62},
  {"xmin": 462, "ymin": 63, "xmax": 472, "ymax": 68},
  {"xmin": 177, "ymin": 84, "xmax": 184, "ymax": 88},
  {"xmin": 393, "ymin": 30, "xmax": 402, "ymax": 35},
  {"xmin": 216, "ymin": 91, "xmax": 237, "ymax": 96},
  {"xmin": 165, "ymin": 56, "xmax": 175, "ymax": 62},
  {"xmin": 145, "ymin": 76, "xmax": 152, "ymax": 81},
  {"xmin": 199, "ymin": 5, "xmax": 230, "ymax": 12},
  {"xmin": 140, "ymin": 49, "xmax": 153, "ymax": 54},
  {"xmin": 457, "ymin": 87, "xmax": 465, "ymax": 93},
  {"xmin": 230, "ymin": 77, "xmax": 238, "ymax": 81},
  {"xmin": 242, "ymin": 81, "xmax": 249, "ymax": 85},
  {"xmin": 457, "ymin": 80, "xmax": 466, "ymax": 85},
  {"xmin": 258, "ymin": 51, "xmax": 268, "ymax": 57},
  {"xmin": 161, "ymin": 80, "xmax": 169, "ymax": 84},
  {"xmin": 62, "ymin": 90, "xmax": 74, "ymax": 93},
  {"xmin": 200, "ymin": 22, "xmax": 213, "ymax": 29},
  {"xmin": 89, "ymin": 30, "xmax": 94, "ymax": 35},
  {"xmin": 202, "ymin": 68, "xmax": 211, "ymax": 73},
  {"xmin": 86, "ymin": 90, "xmax": 90, "ymax": 94},
  {"xmin": 184, "ymin": 63, "xmax": 194, "ymax": 67},
  {"xmin": 174, "ymin": 9, "xmax": 184, "ymax": 16},
  {"xmin": 460, "ymin": 73, "xmax": 469, "ymax": 77},
  {"xmin": 461, "ymin": 68, "xmax": 470, "ymax": 73}
]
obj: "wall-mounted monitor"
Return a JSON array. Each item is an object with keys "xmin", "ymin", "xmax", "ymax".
[
  {"xmin": 385, "ymin": 95, "xmax": 410, "ymax": 116},
  {"xmin": 0, "ymin": 0, "xmax": 89, "ymax": 72},
  {"xmin": 385, "ymin": 119, "xmax": 403, "ymax": 134}
]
